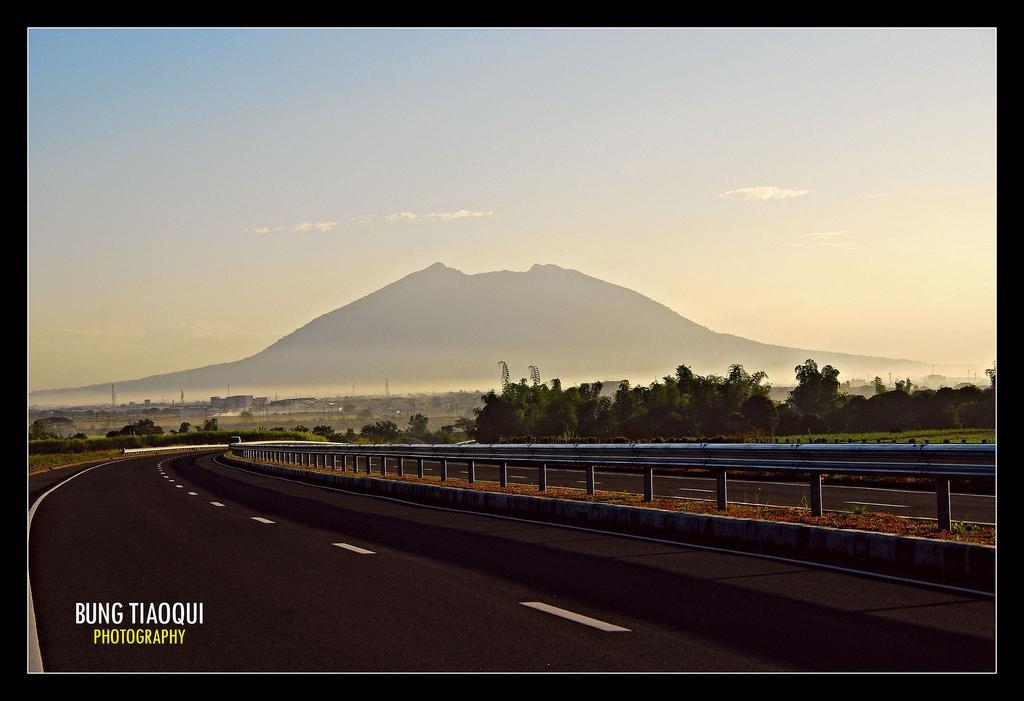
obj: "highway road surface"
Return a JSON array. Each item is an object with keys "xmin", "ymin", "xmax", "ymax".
[{"xmin": 28, "ymin": 452, "xmax": 995, "ymax": 672}]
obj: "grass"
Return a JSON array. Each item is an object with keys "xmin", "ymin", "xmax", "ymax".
[
  {"xmin": 232, "ymin": 454, "xmax": 995, "ymax": 546},
  {"xmin": 774, "ymin": 428, "xmax": 994, "ymax": 444},
  {"xmin": 29, "ymin": 449, "xmax": 125, "ymax": 473},
  {"xmin": 28, "ymin": 429, "xmax": 324, "ymax": 455}
]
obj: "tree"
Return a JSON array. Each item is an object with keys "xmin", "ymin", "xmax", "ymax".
[
  {"xmin": 872, "ymin": 377, "xmax": 887, "ymax": 396},
  {"xmin": 741, "ymin": 395, "xmax": 778, "ymax": 435},
  {"xmin": 788, "ymin": 359, "xmax": 840, "ymax": 417},
  {"xmin": 361, "ymin": 420, "xmax": 401, "ymax": 441},
  {"xmin": 29, "ymin": 420, "xmax": 60, "ymax": 440},
  {"xmin": 312, "ymin": 425, "xmax": 335, "ymax": 439},
  {"xmin": 179, "ymin": 422, "xmax": 192, "ymax": 434},
  {"xmin": 406, "ymin": 413, "xmax": 430, "ymax": 438},
  {"xmin": 201, "ymin": 418, "xmax": 218, "ymax": 432},
  {"xmin": 108, "ymin": 419, "xmax": 165, "ymax": 437}
]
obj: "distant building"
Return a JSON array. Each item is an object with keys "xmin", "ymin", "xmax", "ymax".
[
  {"xmin": 211, "ymin": 395, "xmax": 255, "ymax": 410},
  {"xmin": 267, "ymin": 397, "xmax": 316, "ymax": 410}
]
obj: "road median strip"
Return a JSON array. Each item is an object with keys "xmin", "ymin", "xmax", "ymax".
[{"xmin": 220, "ymin": 452, "xmax": 995, "ymax": 591}]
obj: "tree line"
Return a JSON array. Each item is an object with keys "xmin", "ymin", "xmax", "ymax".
[
  {"xmin": 470, "ymin": 360, "xmax": 995, "ymax": 443},
  {"xmin": 295, "ymin": 414, "xmax": 475, "ymax": 443}
]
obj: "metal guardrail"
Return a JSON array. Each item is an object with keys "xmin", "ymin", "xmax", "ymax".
[
  {"xmin": 230, "ymin": 441, "xmax": 995, "ymax": 530},
  {"xmin": 122, "ymin": 444, "xmax": 229, "ymax": 455}
]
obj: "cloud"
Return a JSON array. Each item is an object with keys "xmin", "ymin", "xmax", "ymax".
[
  {"xmin": 718, "ymin": 186, "xmax": 813, "ymax": 201},
  {"xmin": 289, "ymin": 220, "xmax": 338, "ymax": 232},
  {"xmin": 385, "ymin": 209, "xmax": 494, "ymax": 222},
  {"xmin": 425, "ymin": 209, "xmax": 494, "ymax": 220},
  {"xmin": 865, "ymin": 192, "xmax": 888, "ymax": 199}
]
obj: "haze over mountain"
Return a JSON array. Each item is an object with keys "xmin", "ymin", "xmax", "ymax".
[{"xmin": 30, "ymin": 263, "xmax": 931, "ymax": 405}]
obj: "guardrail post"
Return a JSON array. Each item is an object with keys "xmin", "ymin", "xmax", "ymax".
[
  {"xmin": 937, "ymin": 479, "xmax": 952, "ymax": 531},
  {"xmin": 381, "ymin": 457, "xmax": 387, "ymax": 476},
  {"xmin": 809, "ymin": 474, "xmax": 823, "ymax": 516},
  {"xmin": 716, "ymin": 470, "xmax": 728, "ymax": 510},
  {"xmin": 333, "ymin": 454, "xmax": 338, "ymax": 470},
  {"xmin": 499, "ymin": 462, "xmax": 508, "ymax": 487},
  {"xmin": 397, "ymin": 457, "xmax": 405, "ymax": 477},
  {"xmin": 538, "ymin": 463, "xmax": 547, "ymax": 491},
  {"xmin": 643, "ymin": 466, "xmax": 654, "ymax": 502},
  {"xmin": 586, "ymin": 465, "xmax": 596, "ymax": 495},
  {"xmin": 467, "ymin": 460, "xmax": 476, "ymax": 483},
  {"xmin": 417, "ymin": 457, "xmax": 425, "ymax": 478},
  {"xmin": 365, "ymin": 456, "xmax": 372, "ymax": 475},
  {"xmin": 440, "ymin": 459, "xmax": 448, "ymax": 481}
]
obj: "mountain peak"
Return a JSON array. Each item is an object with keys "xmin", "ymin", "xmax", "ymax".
[
  {"xmin": 420, "ymin": 261, "xmax": 461, "ymax": 274},
  {"xmin": 528, "ymin": 263, "xmax": 568, "ymax": 274}
]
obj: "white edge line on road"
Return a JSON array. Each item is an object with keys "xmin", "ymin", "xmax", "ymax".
[
  {"xmin": 212, "ymin": 456, "xmax": 995, "ymax": 598},
  {"xmin": 519, "ymin": 601, "xmax": 630, "ymax": 632},
  {"xmin": 251, "ymin": 516, "xmax": 275, "ymax": 524},
  {"xmin": 844, "ymin": 501, "xmax": 908, "ymax": 509},
  {"xmin": 332, "ymin": 543, "xmax": 375, "ymax": 555},
  {"xmin": 28, "ymin": 457, "xmax": 133, "ymax": 672}
]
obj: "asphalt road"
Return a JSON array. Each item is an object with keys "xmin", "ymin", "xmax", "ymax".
[
  {"xmin": 28, "ymin": 452, "xmax": 995, "ymax": 672},
  {"xmin": 394, "ymin": 460, "xmax": 994, "ymax": 524}
]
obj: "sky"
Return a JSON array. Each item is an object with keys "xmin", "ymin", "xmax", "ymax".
[{"xmin": 28, "ymin": 28, "xmax": 996, "ymax": 392}]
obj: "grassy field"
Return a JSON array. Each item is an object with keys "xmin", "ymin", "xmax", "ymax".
[
  {"xmin": 51, "ymin": 411, "xmax": 474, "ymax": 436},
  {"xmin": 29, "ymin": 450, "xmax": 125, "ymax": 473},
  {"xmin": 774, "ymin": 428, "xmax": 994, "ymax": 443}
]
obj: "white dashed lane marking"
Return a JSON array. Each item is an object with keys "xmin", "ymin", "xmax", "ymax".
[
  {"xmin": 519, "ymin": 602, "xmax": 631, "ymax": 632},
  {"xmin": 187, "ymin": 492, "xmax": 197, "ymax": 496},
  {"xmin": 251, "ymin": 517, "xmax": 275, "ymax": 524},
  {"xmin": 210, "ymin": 502, "xmax": 225, "ymax": 507},
  {"xmin": 332, "ymin": 543, "xmax": 375, "ymax": 555}
]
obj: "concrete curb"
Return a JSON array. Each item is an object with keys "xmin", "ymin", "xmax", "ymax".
[{"xmin": 221, "ymin": 454, "xmax": 995, "ymax": 590}]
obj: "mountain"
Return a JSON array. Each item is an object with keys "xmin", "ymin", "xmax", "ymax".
[{"xmin": 30, "ymin": 263, "xmax": 928, "ymax": 404}]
